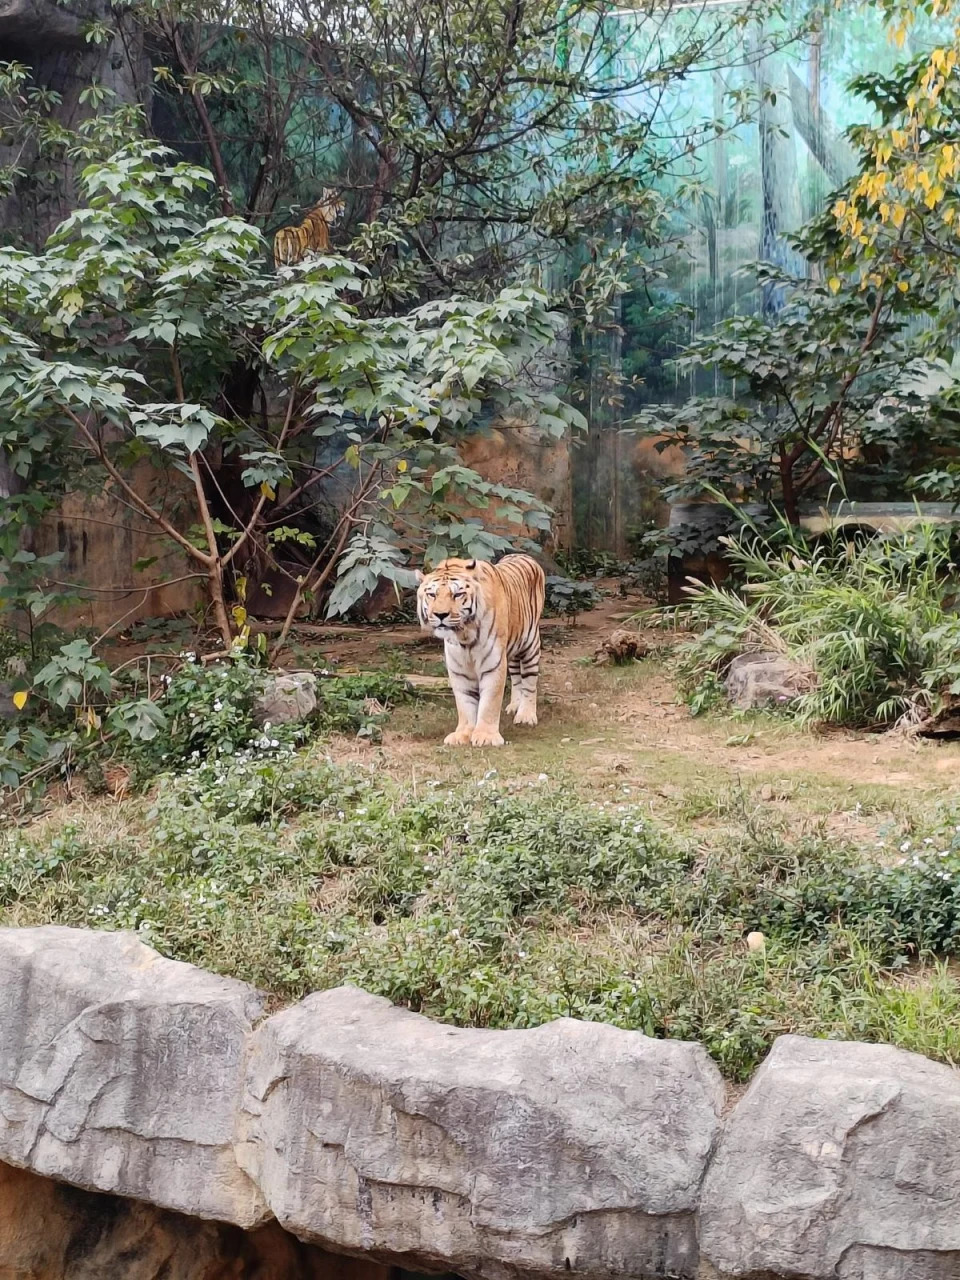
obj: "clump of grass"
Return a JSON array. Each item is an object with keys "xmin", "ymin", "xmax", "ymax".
[{"xmin": 678, "ymin": 523, "xmax": 960, "ymax": 728}]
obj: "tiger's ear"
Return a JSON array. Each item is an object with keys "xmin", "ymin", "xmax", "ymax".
[
  {"xmin": 465, "ymin": 559, "xmax": 476, "ymax": 570},
  {"xmin": 414, "ymin": 570, "xmax": 424, "ymax": 583}
]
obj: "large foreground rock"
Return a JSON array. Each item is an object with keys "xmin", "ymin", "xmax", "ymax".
[
  {"xmin": 700, "ymin": 1035, "xmax": 960, "ymax": 1279},
  {"xmin": 240, "ymin": 987, "xmax": 725, "ymax": 1280},
  {"xmin": 0, "ymin": 926, "xmax": 267, "ymax": 1225}
]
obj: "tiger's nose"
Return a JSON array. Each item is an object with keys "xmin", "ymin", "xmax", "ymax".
[{"xmin": 434, "ymin": 610, "xmax": 450, "ymax": 621}]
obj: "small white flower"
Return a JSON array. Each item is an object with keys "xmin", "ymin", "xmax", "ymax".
[
  {"xmin": 900, "ymin": 841, "xmax": 911, "ymax": 853},
  {"xmin": 537, "ymin": 772, "xmax": 548, "ymax": 782}
]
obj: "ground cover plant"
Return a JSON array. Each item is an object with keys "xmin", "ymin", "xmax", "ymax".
[{"xmin": 6, "ymin": 714, "xmax": 960, "ymax": 1082}]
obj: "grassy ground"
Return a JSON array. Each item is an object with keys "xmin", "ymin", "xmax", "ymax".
[{"xmin": 5, "ymin": 584, "xmax": 960, "ymax": 1079}]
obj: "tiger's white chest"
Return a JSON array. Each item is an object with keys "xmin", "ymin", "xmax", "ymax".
[{"xmin": 443, "ymin": 633, "xmax": 478, "ymax": 676}]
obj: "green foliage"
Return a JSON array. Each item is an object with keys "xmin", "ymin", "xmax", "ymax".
[
  {"xmin": 628, "ymin": 29, "xmax": 960, "ymax": 540},
  {"xmin": 10, "ymin": 753, "xmax": 960, "ymax": 1078},
  {"xmin": 678, "ymin": 523, "xmax": 960, "ymax": 728},
  {"xmin": 555, "ymin": 548, "xmax": 624, "ymax": 578},
  {"xmin": 627, "ymin": 258, "xmax": 937, "ymax": 529},
  {"xmin": 34, "ymin": 640, "xmax": 111, "ymax": 712},
  {"xmin": 543, "ymin": 576, "xmax": 600, "ymax": 618},
  {"xmin": 123, "ymin": 661, "xmax": 414, "ymax": 778},
  {"xmin": 0, "ymin": 142, "xmax": 585, "ymax": 645}
]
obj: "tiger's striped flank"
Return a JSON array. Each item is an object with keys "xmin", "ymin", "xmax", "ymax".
[
  {"xmin": 273, "ymin": 189, "xmax": 344, "ymax": 270},
  {"xmin": 416, "ymin": 554, "xmax": 546, "ymax": 747}
]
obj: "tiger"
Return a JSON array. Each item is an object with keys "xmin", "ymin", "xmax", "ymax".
[
  {"xmin": 416, "ymin": 553, "xmax": 546, "ymax": 747},
  {"xmin": 273, "ymin": 189, "xmax": 345, "ymax": 269}
]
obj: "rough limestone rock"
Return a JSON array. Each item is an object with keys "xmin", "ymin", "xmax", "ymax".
[
  {"xmin": 240, "ymin": 986, "xmax": 725, "ymax": 1280},
  {"xmin": 700, "ymin": 1035, "xmax": 960, "ymax": 1279},
  {"xmin": 724, "ymin": 650, "xmax": 808, "ymax": 710},
  {"xmin": 0, "ymin": 926, "xmax": 267, "ymax": 1226},
  {"xmin": 254, "ymin": 671, "xmax": 318, "ymax": 726},
  {"xmin": 0, "ymin": 1158, "xmax": 394, "ymax": 1280}
]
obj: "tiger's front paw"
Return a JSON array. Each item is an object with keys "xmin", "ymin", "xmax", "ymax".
[
  {"xmin": 470, "ymin": 726, "xmax": 504, "ymax": 747},
  {"xmin": 513, "ymin": 706, "xmax": 538, "ymax": 727},
  {"xmin": 444, "ymin": 728, "xmax": 474, "ymax": 746}
]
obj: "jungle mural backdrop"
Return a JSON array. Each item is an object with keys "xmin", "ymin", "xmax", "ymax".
[{"xmin": 575, "ymin": 2, "xmax": 948, "ymax": 551}]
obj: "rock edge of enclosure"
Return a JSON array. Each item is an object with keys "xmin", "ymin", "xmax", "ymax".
[{"xmin": 1, "ymin": 925, "xmax": 958, "ymax": 1280}]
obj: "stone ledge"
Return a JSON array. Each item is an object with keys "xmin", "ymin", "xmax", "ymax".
[{"xmin": 1, "ymin": 926, "xmax": 959, "ymax": 1280}]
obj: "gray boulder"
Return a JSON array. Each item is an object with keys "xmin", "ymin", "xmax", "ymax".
[
  {"xmin": 724, "ymin": 650, "xmax": 808, "ymax": 710},
  {"xmin": 254, "ymin": 672, "xmax": 317, "ymax": 726},
  {"xmin": 240, "ymin": 986, "xmax": 725, "ymax": 1280},
  {"xmin": 699, "ymin": 1035, "xmax": 960, "ymax": 1279},
  {"xmin": 0, "ymin": 926, "xmax": 267, "ymax": 1226}
]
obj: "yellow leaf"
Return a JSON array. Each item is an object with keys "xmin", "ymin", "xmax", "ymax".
[
  {"xmin": 892, "ymin": 204, "xmax": 907, "ymax": 229},
  {"xmin": 81, "ymin": 707, "xmax": 101, "ymax": 733},
  {"xmin": 232, "ymin": 605, "xmax": 248, "ymax": 627},
  {"xmin": 259, "ymin": 481, "xmax": 276, "ymax": 500},
  {"xmin": 828, "ymin": 277, "xmax": 842, "ymax": 294},
  {"xmin": 397, "ymin": 459, "xmax": 408, "ymax": 473},
  {"xmin": 12, "ymin": 691, "xmax": 27, "ymax": 711}
]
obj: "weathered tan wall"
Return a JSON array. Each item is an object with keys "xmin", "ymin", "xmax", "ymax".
[
  {"xmin": 3, "ymin": 424, "xmax": 572, "ymax": 636},
  {"xmin": 459, "ymin": 423, "xmax": 572, "ymax": 550},
  {"xmin": 28, "ymin": 464, "xmax": 203, "ymax": 633}
]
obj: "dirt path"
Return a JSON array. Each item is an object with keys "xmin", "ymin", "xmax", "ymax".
[{"xmin": 275, "ymin": 585, "xmax": 954, "ymax": 860}]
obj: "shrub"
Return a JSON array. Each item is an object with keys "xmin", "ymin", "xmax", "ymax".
[
  {"xmin": 544, "ymin": 576, "xmax": 600, "ymax": 618},
  {"xmin": 678, "ymin": 523, "xmax": 960, "ymax": 728}
]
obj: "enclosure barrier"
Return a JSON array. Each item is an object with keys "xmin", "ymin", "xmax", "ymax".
[{"xmin": 0, "ymin": 926, "xmax": 954, "ymax": 1280}]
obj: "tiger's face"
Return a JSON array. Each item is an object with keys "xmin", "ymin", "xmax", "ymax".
[
  {"xmin": 416, "ymin": 559, "xmax": 479, "ymax": 637},
  {"xmin": 317, "ymin": 189, "xmax": 345, "ymax": 224}
]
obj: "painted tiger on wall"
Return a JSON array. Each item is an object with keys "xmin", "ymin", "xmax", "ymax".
[
  {"xmin": 416, "ymin": 554, "xmax": 546, "ymax": 747},
  {"xmin": 272, "ymin": 190, "xmax": 345, "ymax": 269}
]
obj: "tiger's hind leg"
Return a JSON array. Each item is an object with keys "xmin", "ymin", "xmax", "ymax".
[{"xmin": 511, "ymin": 630, "xmax": 541, "ymax": 727}]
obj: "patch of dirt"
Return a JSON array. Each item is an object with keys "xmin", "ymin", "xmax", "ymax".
[
  {"xmin": 103, "ymin": 582, "xmax": 960, "ymax": 819},
  {"xmin": 297, "ymin": 582, "xmax": 960, "ymax": 803}
]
